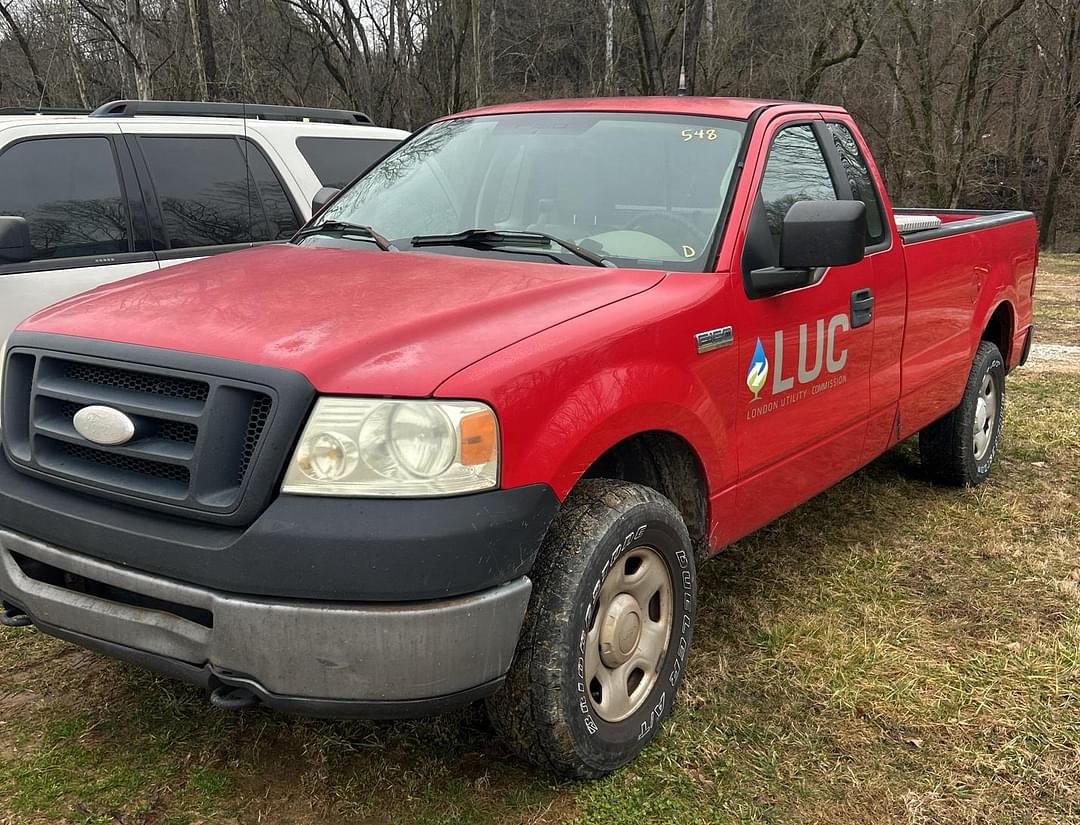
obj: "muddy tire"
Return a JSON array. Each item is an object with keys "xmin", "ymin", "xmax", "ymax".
[
  {"xmin": 487, "ymin": 479, "xmax": 696, "ymax": 778},
  {"xmin": 919, "ymin": 341, "xmax": 1005, "ymax": 487}
]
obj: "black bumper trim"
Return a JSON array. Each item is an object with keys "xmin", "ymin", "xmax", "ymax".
[
  {"xmin": 0, "ymin": 454, "xmax": 559, "ymax": 601},
  {"xmin": 1018, "ymin": 325, "xmax": 1035, "ymax": 367}
]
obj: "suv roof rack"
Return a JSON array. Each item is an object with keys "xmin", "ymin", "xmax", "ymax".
[
  {"xmin": 0, "ymin": 106, "xmax": 89, "ymax": 116},
  {"xmin": 89, "ymin": 100, "xmax": 374, "ymax": 126}
]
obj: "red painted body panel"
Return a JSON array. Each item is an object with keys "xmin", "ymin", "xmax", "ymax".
[
  {"xmin": 19, "ymin": 244, "xmax": 664, "ymax": 397},
  {"xmin": 14, "ymin": 99, "xmax": 1038, "ymax": 553},
  {"xmin": 897, "ymin": 218, "xmax": 1036, "ymax": 439}
]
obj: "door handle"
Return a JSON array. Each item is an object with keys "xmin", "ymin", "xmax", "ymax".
[{"xmin": 850, "ymin": 288, "xmax": 874, "ymax": 329}]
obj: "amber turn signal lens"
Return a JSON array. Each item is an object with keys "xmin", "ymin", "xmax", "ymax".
[{"xmin": 459, "ymin": 410, "xmax": 497, "ymax": 465}]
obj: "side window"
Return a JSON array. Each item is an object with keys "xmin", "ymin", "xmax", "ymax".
[
  {"xmin": 758, "ymin": 124, "xmax": 837, "ymax": 248},
  {"xmin": 826, "ymin": 122, "xmax": 885, "ymax": 244},
  {"xmin": 296, "ymin": 137, "xmax": 400, "ymax": 189},
  {"xmin": 139, "ymin": 136, "xmax": 294, "ymax": 249},
  {"xmin": 0, "ymin": 137, "xmax": 129, "ymax": 260},
  {"xmin": 243, "ymin": 144, "xmax": 300, "ymax": 239}
]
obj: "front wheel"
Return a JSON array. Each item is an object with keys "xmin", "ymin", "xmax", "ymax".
[
  {"xmin": 487, "ymin": 479, "xmax": 696, "ymax": 778},
  {"xmin": 919, "ymin": 340, "xmax": 1005, "ymax": 486}
]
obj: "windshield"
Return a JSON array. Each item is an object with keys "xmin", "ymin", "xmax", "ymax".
[{"xmin": 312, "ymin": 111, "xmax": 746, "ymax": 270}]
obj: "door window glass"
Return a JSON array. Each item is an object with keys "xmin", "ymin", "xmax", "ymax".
[
  {"xmin": 826, "ymin": 122, "xmax": 886, "ymax": 244},
  {"xmin": 759, "ymin": 124, "xmax": 837, "ymax": 249},
  {"xmin": 0, "ymin": 137, "xmax": 129, "ymax": 260},
  {"xmin": 140, "ymin": 136, "xmax": 296, "ymax": 248},
  {"xmin": 245, "ymin": 146, "xmax": 300, "ymax": 239}
]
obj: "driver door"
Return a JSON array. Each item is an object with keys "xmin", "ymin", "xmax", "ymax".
[{"xmin": 731, "ymin": 116, "xmax": 875, "ymax": 534}]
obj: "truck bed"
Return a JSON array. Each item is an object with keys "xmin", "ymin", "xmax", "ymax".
[
  {"xmin": 892, "ymin": 207, "xmax": 1037, "ymax": 440},
  {"xmin": 894, "ymin": 207, "xmax": 1034, "ymax": 243}
]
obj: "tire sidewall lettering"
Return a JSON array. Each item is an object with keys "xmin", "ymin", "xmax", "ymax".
[
  {"xmin": 972, "ymin": 357, "xmax": 1005, "ymax": 478},
  {"xmin": 572, "ymin": 516, "xmax": 695, "ymax": 746}
]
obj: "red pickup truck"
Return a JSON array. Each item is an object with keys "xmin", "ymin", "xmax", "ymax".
[{"xmin": 0, "ymin": 97, "xmax": 1036, "ymax": 777}]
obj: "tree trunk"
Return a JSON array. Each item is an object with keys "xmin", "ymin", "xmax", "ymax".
[
  {"xmin": 187, "ymin": 0, "xmax": 218, "ymax": 98},
  {"xmin": 604, "ymin": 0, "xmax": 614, "ymax": 95},
  {"xmin": 628, "ymin": 0, "xmax": 664, "ymax": 94},
  {"xmin": 69, "ymin": 25, "xmax": 89, "ymax": 108},
  {"xmin": 0, "ymin": 2, "xmax": 52, "ymax": 105},
  {"xmin": 682, "ymin": 0, "xmax": 706, "ymax": 93},
  {"xmin": 125, "ymin": 0, "xmax": 152, "ymax": 98}
]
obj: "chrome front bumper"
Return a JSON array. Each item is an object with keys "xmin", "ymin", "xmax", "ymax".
[{"xmin": 0, "ymin": 528, "xmax": 530, "ymax": 717}]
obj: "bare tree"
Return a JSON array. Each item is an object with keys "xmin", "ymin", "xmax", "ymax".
[
  {"xmin": 0, "ymin": 0, "xmax": 1076, "ymax": 248},
  {"xmin": 0, "ymin": 1, "xmax": 51, "ymax": 104}
]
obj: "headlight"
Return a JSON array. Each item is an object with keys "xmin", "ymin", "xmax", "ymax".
[{"xmin": 282, "ymin": 397, "xmax": 498, "ymax": 496}]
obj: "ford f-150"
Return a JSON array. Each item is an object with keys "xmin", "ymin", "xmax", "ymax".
[{"xmin": 0, "ymin": 97, "xmax": 1037, "ymax": 777}]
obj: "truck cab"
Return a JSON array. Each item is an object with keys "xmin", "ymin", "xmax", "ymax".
[{"xmin": 0, "ymin": 97, "xmax": 1036, "ymax": 778}]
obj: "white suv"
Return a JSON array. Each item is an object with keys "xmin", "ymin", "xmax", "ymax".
[{"xmin": 0, "ymin": 100, "xmax": 407, "ymax": 345}]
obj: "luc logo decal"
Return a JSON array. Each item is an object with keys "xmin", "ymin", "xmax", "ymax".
[
  {"xmin": 746, "ymin": 338, "xmax": 769, "ymax": 400},
  {"xmin": 747, "ymin": 313, "xmax": 849, "ymax": 402}
]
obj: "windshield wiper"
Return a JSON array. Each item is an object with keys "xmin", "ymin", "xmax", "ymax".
[
  {"xmin": 294, "ymin": 220, "xmax": 395, "ymax": 251},
  {"xmin": 410, "ymin": 229, "xmax": 614, "ymax": 268}
]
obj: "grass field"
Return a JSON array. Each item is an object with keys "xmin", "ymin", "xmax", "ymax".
[{"xmin": 1, "ymin": 257, "xmax": 1077, "ymax": 825}]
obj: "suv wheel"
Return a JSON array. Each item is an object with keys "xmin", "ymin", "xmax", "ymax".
[
  {"xmin": 487, "ymin": 479, "xmax": 696, "ymax": 778},
  {"xmin": 919, "ymin": 340, "xmax": 1006, "ymax": 486}
]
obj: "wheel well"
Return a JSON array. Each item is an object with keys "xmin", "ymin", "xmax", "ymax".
[
  {"xmin": 982, "ymin": 303, "xmax": 1014, "ymax": 363},
  {"xmin": 580, "ymin": 431, "xmax": 708, "ymax": 552}
]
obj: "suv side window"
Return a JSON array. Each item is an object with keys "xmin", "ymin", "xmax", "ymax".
[
  {"xmin": 759, "ymin": 124, "xmax": 837, "ymax": 248},
  {"xmin": 296, "ymin": 137, "xmax": 400, "ymax": 188},
  {"xmin": 138, "ymin": 136, "xmax": 298, "ymax": 249},
  {"xmin": 245, "ymin": 145, "xmax": 301, "ymax": 240},
  {"xmin": 0, "ymin": 137, "xmax": 129, "ymax": 260},
  {"xmin": 826, "ymin": 122, "xmax": 886, "ymax": 244}
]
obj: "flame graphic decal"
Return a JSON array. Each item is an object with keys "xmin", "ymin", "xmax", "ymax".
[{"xmin": 746, "ymin": 337, "xmax": 769, "ymax": 400}]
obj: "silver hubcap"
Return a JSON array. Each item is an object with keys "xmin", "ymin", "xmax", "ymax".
[
  {"xmin": 972, "ymin": 372, "xmax": 998, "ymax": 461},
  {"xmin": 585, "ymin": 546, "xmax": 673, "ymax": 723}
]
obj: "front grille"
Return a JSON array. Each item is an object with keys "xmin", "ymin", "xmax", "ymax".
[
  {"xmin": 238, "ymin": 394, "xmax": 274, "ymax": 482},
  {"xmin": 158, "ymin": 418, "xmax": 199, "ymax": 444},
  {"xmin": 2, "ymin": 346, "xmax": 291, "ymax": 521},
  {"xmin": 62, "ymin": 442, "xmax": 192, "ymax": 483},
  {"xmin": 66, "ymin": 362, "xmax": 209, "ymax": 401}
]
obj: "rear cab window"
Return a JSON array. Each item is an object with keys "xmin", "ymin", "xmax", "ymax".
[
  {"xmin": 296, "ymin": 137, "xmax": 400, "ymax": 188},
  {"xmin": 0, "ymin": 136, "xmax": 131, "ymax": 260}
]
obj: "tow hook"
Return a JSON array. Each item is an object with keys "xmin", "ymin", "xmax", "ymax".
[
  {"xmin": 209, "ymin": 684, "xmax": 260, "ymax": 711},
  {"xmin": 0, "ymin": 603, "xmax": 32, "ymax": 628}
]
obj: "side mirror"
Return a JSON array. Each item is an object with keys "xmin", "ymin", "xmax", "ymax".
[
  {"xmin": 779, "ymin": 200, "xmax": 866, "ymax": 270},
  {"xmin": 0, "ymin": 216, "xmax": 32, "ymax": 264},
  {"xmin": 748, "ymin": 200, "xmax": 866, "ymax": 297},
  {"xmin": 311, "ymin": 186, "xmax": 340, "ymax": 215}
]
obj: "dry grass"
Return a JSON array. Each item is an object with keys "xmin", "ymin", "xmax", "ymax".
[
  {"xmin": 1033, "ymin": 253, "xmax": 1080, "ymax": 348},
  {"xmin": 1, "ymin": 258, "xmax": 1078, "ymax": 824}
]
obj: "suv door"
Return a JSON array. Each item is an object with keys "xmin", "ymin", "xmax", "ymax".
[
  {"xmin": 127, "ymin": 134, "xmax": 302, "ymax": 269},
  {"xmin": 0, "ymin": 130, "xmax": 157, "ymax": 348},
  {"xmin": 730, "ymin": 116, "xmax": 876, "ymax": 533}
]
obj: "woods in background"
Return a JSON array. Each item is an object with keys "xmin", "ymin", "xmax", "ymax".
[{"xmin": 1, "ymin": 0, "xmax": 1078, "ymax": 249}]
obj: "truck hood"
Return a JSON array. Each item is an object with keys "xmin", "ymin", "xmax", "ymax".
[{"xmin": 19, "ymin": 244, "xmax": 666, "ymax": 395}]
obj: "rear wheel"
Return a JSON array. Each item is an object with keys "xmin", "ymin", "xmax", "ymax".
[
  {"xmin": 919, "ymin": 341, "xmax": 1005, "ymax": 486},
  {"xmin": 487, "ymin": 479, "xmax": 696, "ymax": 778}
]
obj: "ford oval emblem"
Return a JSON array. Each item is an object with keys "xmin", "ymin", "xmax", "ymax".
[{"xmin": 72, "ymin": 405, "xmax": 136, "ymax": 446}]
